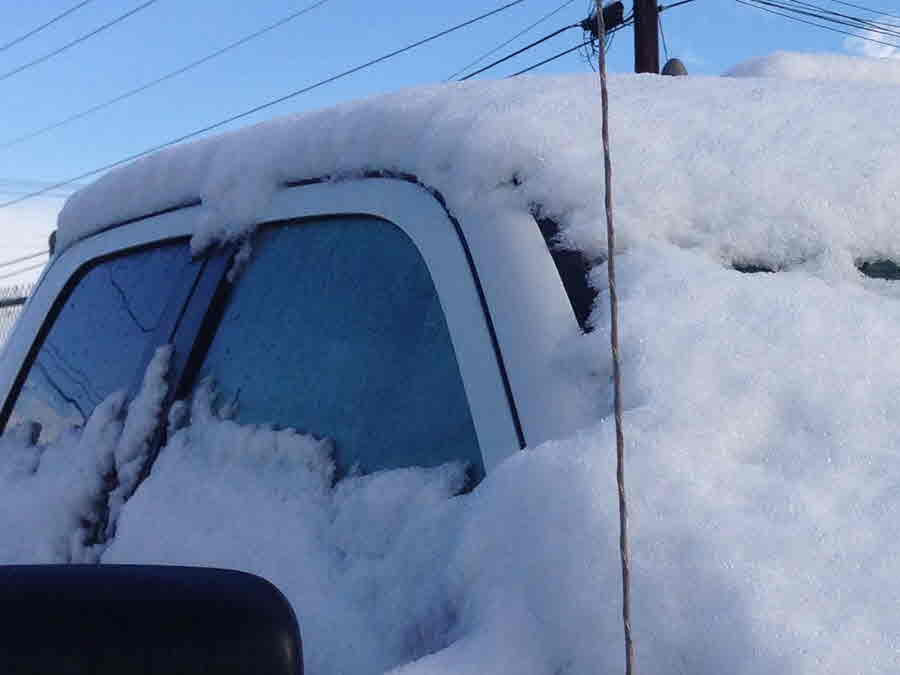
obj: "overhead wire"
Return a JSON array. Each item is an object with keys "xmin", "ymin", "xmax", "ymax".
[
  {"xmin": 659, "ymin": 0, "xmax": 700, "ymax": 10},
  {"xmin": 511, "ymin": 37, "xmax": 597, "ymax": 75},
  {"xmin": 0, "ymin": 250, "xmax": 49, "ymax": 270},
  {"xmin": 0, "ymin": 261, "xmax": 47, "ymax": 282},
  {"xmin": 0, "ymin": 0, "xmax": 160, "ymax": 84},
  {"xmin": 736, "ymin": 0, "xmax": 900, "ymax": 49},
  {"xmin": 819, "ymin": 0, "xmax": 900, "ymax": 18},
  {"xmin": 740, "ymin": 0, "xmax": 900, "ymax": 36},
  {"xmin": 0, "ymin": 0, "xmax": 97, "ymax": 53},
  {"xmin": 0, "ymin": 0, "xmax": 527, "ymax": 210},
  {"xmin": 446, "ymin": 0, "xmax": 578, "ymax": 80},
  {"xmin": 513, "ymin": 12, "xmax": 634, "ymax": 76},
  {"xmin": 773, "ymin": 0, "xmax": 900, "ymax": 37},
  {"xmin": 0, "ymin": 0, "xmax": 334, "ymax": 151},
  {"xmin": 0, "ymin": 178, "xmax": 78, "ymax": 198},
  {"xmin": 459, "ymin": 23, "xmax": 580, "ymax": 80},
  {"xmin": 659, "ymin": 13, "xmax": 670, "ymax": 60}
]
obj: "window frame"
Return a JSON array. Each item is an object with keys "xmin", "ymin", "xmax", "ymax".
[
  {"xmin": 0, "ymin": 204, "xmax": 221, "ymax": 435},
  {"xmin": 0, "ymin": 179, "xmax": 525, "ymax": 473},
  {"xmin": 231, "ymin": 180, "xmax": 524, "ymax": 472}
]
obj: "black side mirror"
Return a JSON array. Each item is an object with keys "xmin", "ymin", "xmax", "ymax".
[{"xmin": 0, "ymin": 565, "xmax": 303, "ymax": 675}]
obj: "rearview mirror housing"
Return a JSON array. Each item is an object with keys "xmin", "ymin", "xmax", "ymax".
[{"xmin": 0, "ymin": 565, "xmax": 303, "ymax": 674}]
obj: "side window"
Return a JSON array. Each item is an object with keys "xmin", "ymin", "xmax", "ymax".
[
  {"xmin": 6, "ymin": 240, "xmax": 198, "ymax": 443},
  {"xmin": 190, "ymin": 215, "xmax": 485, "ymax": 480}
]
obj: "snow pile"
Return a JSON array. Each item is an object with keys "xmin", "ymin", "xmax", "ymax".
[
  {"xmin": 101, "ymin": 247, "xmax": 900, "ymax": 675},
  {"xmin": 0, "ymin": 347, "xmax": 170, "ymax": 562},
  {"xmin": 727, "ymin": 50, "xmax": 900, "ymax": 85},
  {"xmin": 8, "ymin": 264, "xmax": 900, "ymax": 673},
  {"xmin": 104, "ymin": 384, "xmax": 470, "ymax": 675},
  {"xmin": 103, "ymin": 383, "xmax": 619, "ymax": 675}
]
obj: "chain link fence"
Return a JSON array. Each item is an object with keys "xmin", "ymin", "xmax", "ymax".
[{"xmin": 0, "ymin": 283, "xmax": 34, "ymax": 345}]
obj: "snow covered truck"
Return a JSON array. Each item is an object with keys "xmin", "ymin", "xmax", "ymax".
[{"xmin": 2, "ymin": 54, "xmax": 900, "ymax": 674}]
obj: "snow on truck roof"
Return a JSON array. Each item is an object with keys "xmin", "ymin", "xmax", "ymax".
[{"xmin": 58, "ymin": 51, "xmax": 900, "ymax": 268}]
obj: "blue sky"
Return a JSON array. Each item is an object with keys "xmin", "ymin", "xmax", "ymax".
[{"xmin": 0, "ymin": 0, "xmax": 895, "ymax": 269}]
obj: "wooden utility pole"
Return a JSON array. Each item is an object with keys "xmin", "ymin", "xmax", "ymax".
[{"xmin": 633, "ymin": 0, "xmax": 659, "ymax": 74}]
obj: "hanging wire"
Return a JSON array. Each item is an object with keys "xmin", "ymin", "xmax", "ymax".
[
  {"xmin": 659, "ymin": 13, "xmax": 670, "ymax": 61},
  {"xmin": 592, "ymin": 2, "xmax": 634, "ymax": 674},
  {"xmin": 0, "ymin": 0, "xmax": 334, "ymax": 151},
  {"xmin": 0, "ymin": 0, "xmax": 96, "ymax": 53},
  {"xmin": 0, "ymin": 261, "xmax": 46, "ymax": 282},
  {"xmin": 736, "ymin": 0, "xmax": 900, "ymax": 50},
  {"xmin": 0, "ymin": 0, "xmax": 160, "ymax": 84},
  {"xmin": 0, "ymin": 250, "xmax": 49, "ymax": 270},
  {"xmin": 0, "ymin": 0, "xmax": 528, "ymax": 210},
  {"xmin": 447, "ymin": 0, "xmax": 579, "ymax": 80},
  {"xmin": 459, "ymin": 23, "xmax": 580, "ymax": 80},
  {"xmin": 511, "ymin": 38, "xmax": 593, "ymax": 74}
]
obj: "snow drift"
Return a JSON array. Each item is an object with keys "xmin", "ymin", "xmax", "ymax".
[
  {"xmin": 726, "ymin": 49, "xmax": 900, "ymax": 86},
  {"xmin": 4, "ymin": 52, "xmax": 898, "ymax": 673}
]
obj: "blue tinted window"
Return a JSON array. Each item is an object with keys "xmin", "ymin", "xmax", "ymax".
[
  {"xmin": 8, "ymin": 241, "xmax": 197, "ymax": 442},
  {"xmin": 196, "ymin": 216, "xmax": 483, "ymax": 479}
]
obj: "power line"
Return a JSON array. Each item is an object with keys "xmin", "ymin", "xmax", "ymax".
[
  {"xmin": 0, "ymin": 0, "xmax": 333, "ymax": 151},
  {"xmin": 745, "ymin": 0, "xmax": 900, "ymax": 36},
  {"xmin": 0, "ymin": 0, "xmax": 527, "ymax": 210},
  {"xmin": 736, "ymin": 0, "xmax": 900, "ymax": 48},
  {"xmin": 512, "ymin": 15, "xmax": 633, "ymax": 76},
  {"xmin": 0, "ymin": 188, "xmax": 75, "ymax": 198},
  {"xmin": 509, "ymin": 38, "xmax": 593, "ymax": 74},
  {"xmin": 775, "ymin": 0, "xmax": 900, "ymax": 37},
  {"xmin": 0, "ymin": 0, "xmax": 97, "ymax": 53},
  {"xmin": 0, "ymin": 0, "xmax": 160, "ymax": 84},
  {"xmin": 820, "ymin": 0, "xmax": 900, "ymax": 18},
  {"xmin": 0, "ymin": 251, "xmax": 49, "ymax": 270},
  {"xmin": 447, "ymin": 0, "xmax": 578, "ymax": 80},
  {"xmin": 0, "ymin": 261, "xmax": 46, "ymax": 282},
  {"xmin": 459, "ymin": 23, "xmax": 579, "ymax": 80},
  {"xmin": 659, "ymin": 0, "xmax": 700, "ymax": 10},
  {"xmin": 0, "ymin": 178, "xmax": 79, "ymax": 198},
  {"xmin": 659, "ymin": 12, "xmax": 670, "ymax": 60}
]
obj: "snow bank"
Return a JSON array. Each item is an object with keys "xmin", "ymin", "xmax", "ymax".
[
  {"xmin": 108, "ymin": 248, "xmax": 900, "ymax": 675},
  {"xmin": 105, "ymin": 250, "xmax": 900, "ymax": 674},
  {"xmin": 104, "ymin": 383, "xmax": 469, "ymax": 675},
  {"xmin": 727, "ymin": 50, "xmax": 900, "ymax": 86},
  {"xmin": 9, "ymin": 263, "xmax": 900, "ymax": 673}
]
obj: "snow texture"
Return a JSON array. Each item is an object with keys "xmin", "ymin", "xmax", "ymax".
[
  {"xmin": 0, "ymin": 346, "xmax": 170, "ymax": 562},
  {"xmin": 58, "ymin": 60, "xmax": 900, "ymax": 271},
  {"xmin": 18, "ymin": 54, "xmax": 900, "ymax": 672},
  {"xmin": 727, "ymin": 49, "xmax": 900, "ymax": 85}
]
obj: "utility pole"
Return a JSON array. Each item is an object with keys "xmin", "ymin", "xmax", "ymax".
[{"xmin": 633, "ymin": 0, "xmax": 659, "ymax": 74}]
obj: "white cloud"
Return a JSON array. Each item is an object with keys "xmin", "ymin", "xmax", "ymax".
[{"xmin": 844, "ymin": 15, "xmax": 900, "ymax": 60}]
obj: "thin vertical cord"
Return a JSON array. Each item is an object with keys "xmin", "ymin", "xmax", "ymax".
[{"xmin": 594, "ymin": 2, "xmax": 634, "ymax": 674}]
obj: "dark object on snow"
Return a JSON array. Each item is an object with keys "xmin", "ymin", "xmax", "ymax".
[
  {"xmin": 0, "ymin": 564, "xmax": 303, "ymax": 675},
  {"xmin": 662, "ymin": 58, "xmax": 688, "ymax": 76},
  {"xmin": 858, "ymin": 259, "xmax": 900, "ymax": 280}
]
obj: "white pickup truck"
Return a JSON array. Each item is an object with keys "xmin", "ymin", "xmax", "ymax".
[{"xmin": 2, "ymin": 57, "xmax": 900, "ymax": 674}]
